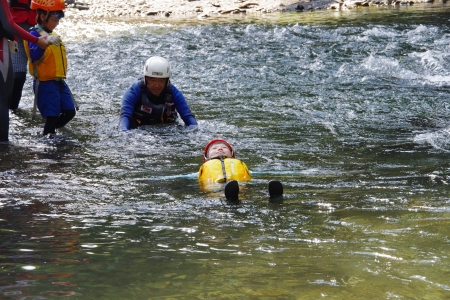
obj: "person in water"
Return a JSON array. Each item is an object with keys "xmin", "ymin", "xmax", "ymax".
[
  {"xmin": 8, "ymin": 0, "xmax": 37, "ymax": 112},
  {"xmin": 119, "ymin": 56, "xmax": 198, "ymax": 132},
  {"xmin": 0, "ymin": 0, "xmax": 49, "ymax": 141},
  {"xmin": 198, "ymin": 139, "xmax": 283, "ymax": 201},
  {"xmin": 24, "ymin": 0, "xmax": 77, "ymax": 137}
]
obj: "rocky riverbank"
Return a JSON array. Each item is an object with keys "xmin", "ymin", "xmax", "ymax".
[{"xmin": 64, "ymin": 0, "xmax": 442, "ymax": 20}]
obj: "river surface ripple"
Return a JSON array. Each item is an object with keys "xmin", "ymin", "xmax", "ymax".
[{"xmin": 1, "ymin": 4, "xmax": 450, "ymax": 299}]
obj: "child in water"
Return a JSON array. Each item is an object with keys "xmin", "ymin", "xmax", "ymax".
[
  {"xmin": 24, "ymin": 0, "xmax": 77, "ymax": 137},
  {"xmin": 198, "ymin": 139, "xmax": 283, "ymax": 201}
]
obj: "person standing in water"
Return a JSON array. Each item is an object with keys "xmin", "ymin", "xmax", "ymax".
[
  {"xmin": 198, "ymin": 139, "xmax": 283, "ymax": 201},
  {"xmin": 24, "ymin": 0, "xmax": 77, "ymax": 138},
  {"xmin": 0, "ymin": 0, "xmax": 49, "ymax": 141},
  {"xmin": 8, "ymin": 0, "xmax": 37, "ymax": 113}
]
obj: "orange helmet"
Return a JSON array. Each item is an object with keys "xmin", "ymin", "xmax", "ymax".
[
  {"xmin": 31, "ymin": 0, "xmax": 65, "ymax": 11},
  {"xmin": 203, "ymin": 139, "xmax": 235, "ymax": 162}
]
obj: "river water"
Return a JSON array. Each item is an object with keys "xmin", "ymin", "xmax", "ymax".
[{"xmin": 1, "ymin": 3, "xmax": 450, "ymax": 299}]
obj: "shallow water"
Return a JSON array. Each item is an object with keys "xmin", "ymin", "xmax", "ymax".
[{"xmin": 1, "ymin": 3, "xmax": 450, "ymax": 299}]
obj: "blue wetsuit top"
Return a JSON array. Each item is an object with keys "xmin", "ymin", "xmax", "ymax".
[{"xmin": 119, "ymin": 80, "xmax": 197, "ymax": 131}]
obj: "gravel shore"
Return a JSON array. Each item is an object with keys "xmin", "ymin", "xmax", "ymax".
[{"xmin": 64, "ymin": 0, "xmax": 440, "ymax": 20}]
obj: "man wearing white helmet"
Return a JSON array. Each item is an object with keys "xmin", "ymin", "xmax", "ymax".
[{"xmin": 119, "ymin": 56, "xmax": 198, "ymax": 131}]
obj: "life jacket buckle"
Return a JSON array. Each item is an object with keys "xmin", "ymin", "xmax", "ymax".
[{"xmin": 165, "ymin": 102, "xmax": 174, "ymax": 116}]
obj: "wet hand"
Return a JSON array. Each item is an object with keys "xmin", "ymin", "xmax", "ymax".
[
  {"xmin": 46, "ymin": 35, "xmax": 62, "ymax": 46},
  {"xmin": 179, "ymin": 124, "xmax": 198, "ymax": 132}
]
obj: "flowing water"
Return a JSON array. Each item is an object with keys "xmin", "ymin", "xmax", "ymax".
[{"xmin": 1, "ymin": 3, "xmax": 450, "ymax": 299}]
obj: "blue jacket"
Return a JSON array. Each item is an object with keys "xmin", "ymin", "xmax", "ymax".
[
  {"xmin": 26, "ymin": 29, "xmax": 45, "ymax": 62},
  {"xmin": 119, "ymin": 80, "xmax": 197, "ymax": 131}
]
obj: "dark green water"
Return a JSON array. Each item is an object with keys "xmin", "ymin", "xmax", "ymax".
[{"xmin": 1, "ymin": 4, "xmax": 450, "ymax": 299}]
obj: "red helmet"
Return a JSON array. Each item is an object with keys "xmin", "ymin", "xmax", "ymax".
[
  {"xmin": 31, "ymin": 0, "xmax": 65, "ymax": 11},
  {"xmin": 203, "ymin": 139, "xmax": 235, "ymax": 162}
]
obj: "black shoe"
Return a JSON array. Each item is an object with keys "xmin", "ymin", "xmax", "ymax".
[
  {"xmin": 225, "ymin": 180, "xmax": 239, "ymax": 201},
  {"xmin": 268, "ymin": 180, "xmax": 283, "ymax": 198}
]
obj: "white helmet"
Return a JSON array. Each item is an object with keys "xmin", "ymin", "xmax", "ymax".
[{"xmin": 143, "ymin": 56, "xmax": 170, "ymax": 78}]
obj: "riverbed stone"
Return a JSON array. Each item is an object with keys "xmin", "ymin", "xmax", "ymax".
[{"xmin": 64, "ymin": 0, "xmax": 447, "ymax": 19}]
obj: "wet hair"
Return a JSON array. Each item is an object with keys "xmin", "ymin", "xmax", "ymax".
[
  {"xmin": 35, "ymin": 9, "xmax": 46, "ymax": 26},
  {"xmin": 35, "ymin": 9, "xmax": 64, "ymax": 26}
]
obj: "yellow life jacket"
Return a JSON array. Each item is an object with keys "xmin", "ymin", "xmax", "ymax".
[
  {"xmin": 198, "ymin": 158, "xmax": 252, "ymax": 185},
  {"xmin": 24, "ymin": 27, "xmax": 67, "ymax": 81}
]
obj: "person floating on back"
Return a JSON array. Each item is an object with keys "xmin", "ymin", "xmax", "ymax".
[
  {"xmin": 198, "ymin": 139, "xmax": 283, "ymax": 201},
  {"xmin": 24, "ymin": 0, "xmax": 77, "ymax": 138},
  {"xmin": 119, "ymin": 56, "xmax": 198, "ymax": 132}
]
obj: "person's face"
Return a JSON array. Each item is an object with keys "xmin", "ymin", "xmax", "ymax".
[
  {"xmin": 208, "ymin": 143, "xmax": 232, "ymax": 159},
  {"xmin": 146, "ymin": 77, "xmax": 167, "ymax": 96},
  {"xmin": 44, "ymin": 16, "xmax": 60, "ymax": 31}
]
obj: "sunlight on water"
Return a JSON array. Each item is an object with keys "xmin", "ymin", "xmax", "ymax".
[
  {"xmin": 414, "ymin": 128, "xmax": 450, "ymax": 152},
  {"xmin": 1, "ymin": 4, "xmax": 450, "ymax": 299},
  {"xmin": 56, "ymin": 19, "xmax": 175, "ymax": 42}
]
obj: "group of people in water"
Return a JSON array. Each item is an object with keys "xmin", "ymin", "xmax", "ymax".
[
  {"xmin": 1, "ymin": 0, "xmax": 75, "ymax": 139},
  {"xmin": 0, "ymin": 0, "xmax": 283, "ymax": 201}
]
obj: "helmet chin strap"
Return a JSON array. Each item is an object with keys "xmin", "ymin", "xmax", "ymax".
[
  {"xmin": 43, "ymin": 9, "xmax": 52, "ymax": 21},
  {"xmin": 209, "ymin": 154, "xmax": 227, "ymax": 160},
  {"xmin": 37, "ymin": 10, "xmax": 51, "ymax": 31}
]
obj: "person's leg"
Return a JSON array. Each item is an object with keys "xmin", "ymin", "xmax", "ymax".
[
  {"xmin": 0, "ymin": 39, "xmax": 14, "ymax": 141},
  {"xmin": 225, "ymin": 180, "xmax": 240, "ymax": 201},
  {"xmin": 10, "ymin": 39, "xmax": 28, "ymax": 110},
  {"xmin": 268, "ymin": 180, "xmax": 283, "ymax": 198},
  {"xmin": 56, "ymin": 81, "xmax": 76, "ymax": 129},
  {"xmin": 36, "ymin": 81, "xmax": 61, "ymax": 135},
  {"xmin": 9, "ymin": 72, "xmax": 26, "ymax": 110},
  {"xmin": 55, "ymin": 109, "xmax": 76, "ymax": 129},
  {"xmin": 43, "ymin": 116, "xmax": 59, "ymax": 135},
  {"xmin": 0, "ymin": 92, "xmax": 10, "ymax": 141}
]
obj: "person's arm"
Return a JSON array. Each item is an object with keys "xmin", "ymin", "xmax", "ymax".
[
  {"xmin": 119, "ymin": 82, "xmax": 140, "ymax": 131},
  {"xmin": 0, "ymin": 0, "xmax": 47, "ymax": 48},
  {"xmin": 27, "ymin": 30, "xmax": 46, "ymax": 62},
  {"xmin": 171, "ymin": 84, "xmax": 198, "ymax": 127}
]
